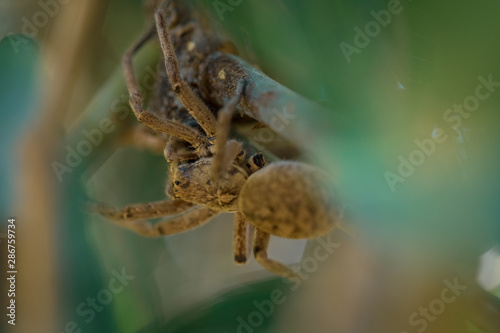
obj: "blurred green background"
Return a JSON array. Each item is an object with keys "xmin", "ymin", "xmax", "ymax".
[{"xmin": 1, "ymin": 0, "xmax": 499, "ymax": 332}]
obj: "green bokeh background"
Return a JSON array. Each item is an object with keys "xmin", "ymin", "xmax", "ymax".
[{"xmin": 1, "ymin": 0, "xmax": 499, "ymax": 332}]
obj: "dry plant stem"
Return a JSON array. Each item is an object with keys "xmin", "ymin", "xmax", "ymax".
[
  {"xmin": 17, "ymin": 1, "xmax": 109, "ymax": 332},
  {"xmin": 253, "ymin": 229, "xmax": 299, "ymax": 279},
  {"xmin": 155, "ymin": 10, "xmax": 217, "ymax": 138},
  {"xmin": 200, "ymin": 53, "xmax": 344, "ymax": 152},
  {"xmin": 121, "ymin": 23, "xmax": 209, "ymax": 149},
  {"xmin": 119, "ymin": 206, "xmax": 218, "ymax": 237},
  {"xmin": 88, "ymin": 198, "xmax": 194, "ymax": 221}
]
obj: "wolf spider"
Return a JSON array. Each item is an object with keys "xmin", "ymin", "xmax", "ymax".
[{"xmin": 89, "ymin": 5, "xmax": 342, "ymax": 280}]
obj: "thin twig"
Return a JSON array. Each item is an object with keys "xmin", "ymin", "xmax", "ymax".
[{"xmin": 16, "ymin": 1, "xmax": 109, "ymax": 332}]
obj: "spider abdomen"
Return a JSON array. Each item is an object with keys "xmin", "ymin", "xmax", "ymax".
[{"xmin": 239, "ymin": 161, "xmax": 341, "ymax": 239}]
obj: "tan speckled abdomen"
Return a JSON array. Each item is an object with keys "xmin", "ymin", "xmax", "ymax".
[{"xmin": 239, "ymin": 161, "xmax": 341, "ymax": 239}]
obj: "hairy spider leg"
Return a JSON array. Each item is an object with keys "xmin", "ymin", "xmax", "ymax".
[
  {"xmin": 233, "ymin": 212, "xmax": 253, "ymax": 264},
  {"xmin": 155, "ymin": 10, "xmax": 218, "ymax": 139},
  {"xmin": 121, "ymin": 22, "xmax": 210, "ymax": 152},
  {"xmin": 253, "ymin": 228, "xmax": 300, "ymax": 280},
  {"xmin": 89, "ymin": 199, "xmax": 218, "ymax": 237}
]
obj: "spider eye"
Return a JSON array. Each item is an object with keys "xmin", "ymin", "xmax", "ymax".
[
  {"xmin": 252, "ymin": 153, "xmax": 265, "ymax": 167},
  {"xmin": 174, "ymin": 181, "xmax": 181, "ymax": 186}
]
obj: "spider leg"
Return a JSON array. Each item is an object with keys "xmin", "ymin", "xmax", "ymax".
[
  {"xmin": 233, "ymin": 212, "xmax": 253, "ymax": 264},
  {"xmin": 155, "ymin": 10, "xmax": 218, "ymax": 139},
  {"xmin": 151, "ymin": 206, "xmax": 218, "ymax": 236},
  {"xmin": 253, "ymin": 228, "xmax": 299, "ymax": 280},
  {"xmin": 121, "ymin": 24, "xmax": 209, "ymax": 150},
  {"xmin": 211, "ymin": 81, "xmax": 246, "ymax": 179},
  {"xmin": 88, "ymin": 198, "xmax": 218, "ymax": 237},
  {"xmin": 88, "ymin": 198, "xmax": 194, "ymax": 221},
  {"xmin": 122, "ymin": 206, "xmax": 218, "ymax": 237}
]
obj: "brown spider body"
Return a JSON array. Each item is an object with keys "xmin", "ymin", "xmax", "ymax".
[
  {"xmin": 169, "ymin": 157, "xmax": 339, "ymax": 236},
  {"xmin": 89, "ymin": 0, "xmax": 343, "ymax": 279}
]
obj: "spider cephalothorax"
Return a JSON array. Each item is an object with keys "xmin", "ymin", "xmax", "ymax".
[{"xmin": 169, "ymin": 156, "xmax": 249, "ymax": 211}]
